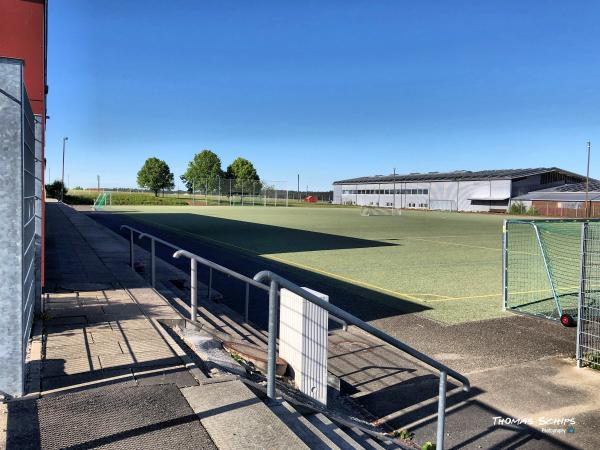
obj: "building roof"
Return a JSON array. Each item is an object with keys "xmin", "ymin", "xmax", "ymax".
[
  {"xmin": 514, "ymin": 180, "xmax": 600, "ymax": 201},
  {"xmin": 333, "ymin": 167, "xmax": 585, "ymax": 184}
]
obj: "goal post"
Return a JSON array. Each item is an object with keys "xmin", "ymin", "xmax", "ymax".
[
  {"xmin": 92, "ymin": 192, "xmax": 111, "ymax": 210},
  {"xmin": 360, "ymin": 206, "xmax": 401, "ymax": 216},
  {"xmin": 503, "ymin": 219, "xmax": 597, "ymax": 323}
]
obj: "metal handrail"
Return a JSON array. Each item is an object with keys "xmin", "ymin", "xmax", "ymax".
[
  {"xmin": 173, "ymin": 249, "xmax": 348, "ymax": 330},
  {"xmin": 254, "ymin": 269, "xmax": 470, "ymax": 450},
  {"xmin": 173, "ymin": 249, "xmax": 270, "ymax": 322},
  {"xmin": 120, "ymin": 225, "xmax": 347, "ymax": 329},
  {"xmin": 120, "ymin": 224, "xmax": 181, "ymax": 287},
  {"xmin": 119, "ymin": 223, "xmax": 465, "ymax": 448}
]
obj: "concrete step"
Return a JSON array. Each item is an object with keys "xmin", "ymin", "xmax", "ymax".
[
  {"xmin": 344, "ymin": 427, "xmax": 395, "ymax": 450},
  {"xmin": 265, "ymin": 398, "xmax": 403, "ymax": 450},
  {"xmin": 181, "ymin": 379, "xmax": 308, "ymax": 450},
  {"xmin": 269, "ymin": 401, "xmax": 345, "ymax": 450},
  {"xmin": 158, "ymin": 279, "xmax": 269, "ymax": 348},
  {"xmin": 305, "ymin": 412, "xmax": 382, "ymax": 449}
]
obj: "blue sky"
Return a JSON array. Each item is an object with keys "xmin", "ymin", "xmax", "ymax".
[{"xmin": 45, "ymin": 1, "xmax": 600, "ymax": 190}]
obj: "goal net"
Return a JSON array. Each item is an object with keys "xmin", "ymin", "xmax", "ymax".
[
  {"xmin": 360, "ymin": 206, "xmax": 401, "ymax": 216},
  {"xmin": 503, "ymin": 219, "xmax": 590, "ymax": 322},
  {"xmin": 92, "ymin": 192, "xmax": 111, "ymax": 210}
]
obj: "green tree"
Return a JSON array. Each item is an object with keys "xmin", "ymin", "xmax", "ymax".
[
  {"xmin": 137, "ymin": 157, "xmax": 175, "ymax": 196},
  {"xmin": 45, "ymin": 180, "xmax": 67, "ymax": 199},
  {"xmin": 181, "ymin": 150, "xmax": 224, "ymax": 192},
  {"xmin": 226, "ymin": 157, "xmax": 260, "ymax": 193}
]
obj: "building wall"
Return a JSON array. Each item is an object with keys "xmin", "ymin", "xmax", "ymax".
[
  {"xmin": 335, "ymin": 179, "xmax": 513, "ymax": 212},
  {"xmin": 0, "ymin": 59, "xmax": 36, "ymax": 397},
  {"xmin": 0, "ymin": 0, "xmax": 46, "ymax": 115},
  {"xmin": 332, "ymin": 184, "xmax": 343, "ymax": 204},
  {"xmin": 0, "ymin": 0, "xmax": 47, "ymax": 288}
]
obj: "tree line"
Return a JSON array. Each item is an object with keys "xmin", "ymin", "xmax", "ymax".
[{"xmin": 137, "ymin": 150, "xmax": 260, "ymax": 196}]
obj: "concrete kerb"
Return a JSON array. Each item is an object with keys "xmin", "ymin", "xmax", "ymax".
[{"xmin": 24, "ymin": 320, "xmax": 44, "ymax": 398}]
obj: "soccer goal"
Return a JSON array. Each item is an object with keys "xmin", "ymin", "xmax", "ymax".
[
  {"xmin": 502, "ymin": 219, "xmax": 599, "ymax": 325},
  {"xmin": 360, "ymin": 206, "xmax": 401, "ymax": 216},
  {"xmin": 92, "ymin": 192, "xmax": 111, "ymax": 210}
]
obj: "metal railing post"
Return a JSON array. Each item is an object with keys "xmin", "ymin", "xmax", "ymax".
[
  {"xmin": 437, "ymin": 370, "xmax": 447, "ymax": 449},
  {"xmin": 245, "ymin": 283, "xmax": 250, "ymax": 322},
  {"xmin": 502, "ymin": 220, "xmax": 508, "ymax": 311},
  {"xmin": 190, "ymin": 258, "xmax": 198, "ymax": 322},
  {"xmin": 577, "ymin": 222, "xmax": 588, "ymax": 368},
  {"xmin": 266, "ymin": 280, "xmax": 280, "ymax": 399},
  {"xmin": 208, "ymin": 267, "xmax": 213, "ymax": 300},
  {"xmin": 150, "ymin": 238, "xmax": 156, "ymax": 287},
  {"xmin": 129, "ymin": 229, "xmax": 134, "ymax": 267},
  {"xmin": 532, "ymin": 223, "xmax": 562, "ymax": 315}
]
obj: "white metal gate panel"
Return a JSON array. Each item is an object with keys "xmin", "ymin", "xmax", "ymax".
[
  {"xmin": 279, "ymin": 287, "xmax": 329, "ymax": 405},
  {"xmin": 577, "ymin": 222, "xmax": 600, "ymax": 369}
]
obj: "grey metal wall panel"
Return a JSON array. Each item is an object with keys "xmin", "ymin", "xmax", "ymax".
[
  {"xmin": 490, "ymin": 180, "xmax": 511, "ymax": 198},
  {"xmin": 34, "ymin": 115, "xmax": 43, "ymax": 312},
  {"xmin": 332, "ymin": 184, "xmax": 342, "ymax": 203},
  {"xmin": 0, "ymin": 59, "xmax": 26, "ymax": 396},
  {"xmin": 458, "ymin": 180, "xmax": 489, "ymax": 211},
  {"xmin": 22, "ymin": 89, "xmax": 36, "ymax": 360}
]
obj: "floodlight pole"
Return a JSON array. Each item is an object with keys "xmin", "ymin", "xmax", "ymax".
[
  {"xmin": 585, "ymin": 141, "xmax": 591, "ymax": 218},
  {"xmin": 61, "ymin": 137, "xmax": 68, "ymax": 201}
]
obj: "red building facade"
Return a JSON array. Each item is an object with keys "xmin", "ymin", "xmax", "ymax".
[{"xmin": 0, "ymin": 0, "xmax": 48, "ymax": 283}]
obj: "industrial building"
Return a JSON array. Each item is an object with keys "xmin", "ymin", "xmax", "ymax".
[
  {"xmin": 513, "ymin": 181, "xmax": 600, "ymax": 217},
  {"xmin": 333, "ymin": 168, "xmax": 586, "ymax": 213}
]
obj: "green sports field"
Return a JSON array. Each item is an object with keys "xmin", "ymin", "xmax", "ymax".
[{"xmin": 108, "ymin": 205, "xmax": 509, "ymax": 324}]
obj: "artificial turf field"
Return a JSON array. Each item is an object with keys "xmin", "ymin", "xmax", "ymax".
[{"xmin": 108, "ymin": 205, "xmax": 510, "ymax": 324}]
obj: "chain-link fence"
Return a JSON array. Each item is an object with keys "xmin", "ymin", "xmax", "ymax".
[
  {"xmin": 577, "ymin": 222, "xmax": 600, "ymax": 369},
  {"xmin": 70, "ymin": 177, "xmax": 334, "ymax": 206},
  {"xmin": 186, "ymin": 178, "xmax": 289, "ymax": 206}
]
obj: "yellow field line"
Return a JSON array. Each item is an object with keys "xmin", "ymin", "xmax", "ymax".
[
  {"xmin": 426, "ymin": 285, "xmax": 582, "ymax": 303},
  {"xmin": 265, "ymin": 253, "xmax": 452, "ymax": 302},
  {"xmin": 402, "ymin": 234, "xmax": 492, "ymax": 239},
  {"xmin": 407, "ymin": 237, "xmax": 501, "ymax": 252},
  {"xmin": 127, "ymin": 216, "xmax": 451, "ymax": 302}
]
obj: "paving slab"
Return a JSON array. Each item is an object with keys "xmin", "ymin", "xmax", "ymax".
[{"xmin": 182, "ymin": 380, "xmax": 308, "ymax": 450}]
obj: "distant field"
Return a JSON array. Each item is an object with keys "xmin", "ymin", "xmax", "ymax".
[
  {"xmin": 105, "ymin": 205, "xmax": 509, "ymax": 324},
  {"xmin": 67, "ymin": 190, "xmax": 335, "ymax": 207}
]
